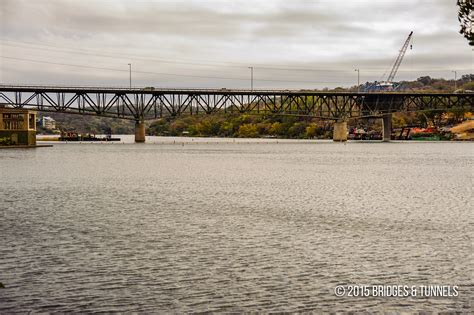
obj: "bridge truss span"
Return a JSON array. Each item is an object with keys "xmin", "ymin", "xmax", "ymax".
[{"xmin": 0, "ymin": 86, "xmax": 472, "ymax": 121}]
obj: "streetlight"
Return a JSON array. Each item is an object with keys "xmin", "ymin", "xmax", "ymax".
[
  {"xmin": 354, "ymin": 69, "xmax": 360, "ymax": 92},
  {"xmin": 452, "ymin": 70, "xmax": 457, "ymax": 90},
  {"xmin": 248, "ymin": 66, "xmax": 254, "ymax": 91},
  {"xmin": 128, "ymin": 63, "xmax": 132, "ymax": 89}
]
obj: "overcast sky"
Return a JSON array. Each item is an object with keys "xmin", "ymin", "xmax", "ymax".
[{"xmin": 0, "ymin": 0, "xmax": 472, "ymax": 89}]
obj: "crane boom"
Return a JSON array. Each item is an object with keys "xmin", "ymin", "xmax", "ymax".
[{"xmin": 386, "ymin": 31, "xmax": 413, "ymax": 83}]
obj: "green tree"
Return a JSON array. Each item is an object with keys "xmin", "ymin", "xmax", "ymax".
[
  {"xmin": 236, "ymin": 114, "xmax": 253, "ymax": 125},
  {"xmin": 305, "ymin": 123, "xmax": 318, "ymax": 138},
  {"xmin": 219, "ymin": 121, "xmax": 235, "ymax": 137},
  {"xmin": 458, "ymin": 0, "xmax": 473, "ymax": 45},
  {"xmin": 170, "ymin": 120, "xmax": 187, "ymax": 135},
  {"xmin": 269, "ymin": 122, "xmax": 283, "ymax": 136},
  {"xmin": 186, "ymin": 125, "xmax": 199, "ymax": 136},
  {"xmin": 256, "ymin": 122, "xmax": 271, "ymax": 135},
  {"xmin": 461, "ymin": 81, "xmax": 474, "ymax": 91},
  {"xmin": 280, "ymin": 122, "xmax": 294, "ymax": 136},
  {"xmin": 392, "ymin": 114, "xmax": 407, "ymax": 128},
  {"xmin": 448, "ymin": 106, "xmax": 468, "ymax": 123},
  {"xmin": 238, "ymin": 124, "xmax": 259, "ymax": 138},
  {"xmin": 149, "ymin": 119, "xmax": 169, "ymax": 135},
  {"xmin": 417, "ymin": 76, "xmax": 432, "ymax": 86},
  {"xmin": 209, "ymin": 118, "xmax": 223, "ymax": 135},
  {"xmin": 196, "ymin": 118, "xmax": 221, "ymax": 136},
  {"xmin": 288, "ymin": 122, "xmax": 307, "ymax": 138}
]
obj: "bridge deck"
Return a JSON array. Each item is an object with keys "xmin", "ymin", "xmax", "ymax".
[{"xmin": 0, "ymin": 85, "xmax": 467, "ymax": 96}]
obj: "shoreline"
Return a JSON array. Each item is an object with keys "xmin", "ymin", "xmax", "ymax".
[{"xmin": 0, "ymin": 144, "xmax": 53, "ymax": 149}]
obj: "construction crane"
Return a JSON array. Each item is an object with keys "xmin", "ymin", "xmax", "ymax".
[
  {"xmin": 387, "ymin": 31, "xmax": 413, "ymax": 83},
  {"xmin": 365, "ymin": 31, "xmax": 413, "ymax": 91}
]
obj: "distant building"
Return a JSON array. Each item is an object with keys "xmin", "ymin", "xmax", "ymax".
[
  {"xmin": 41, "ymin": 116, "xmax": 56, "ymax": 130},
  {"xmin": 0, "ymin": 107, "xmax": 37, "ymax": 146}
]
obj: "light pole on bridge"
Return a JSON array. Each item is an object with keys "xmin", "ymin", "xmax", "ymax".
[
  {"xmin": 354, "ymin": 69, "xmax": 360, "ymax": 92},
  {"xmin": 128, "ymin": 63, "xmax": 132, "ymax": 89},
  {"xmin": 248, "ymin": 66, "xmax": 254, "ymax": 91},
  {"xmin": 452, "ymin": 70, "xmax": 457, "ymax": 91}
]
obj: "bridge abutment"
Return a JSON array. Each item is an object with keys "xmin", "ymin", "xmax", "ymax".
[
  {"xmin": 382, "ymin": 114, "xmax": 392, "ymax": 142},
  {"xmin": 333, "ymin": 120, "xmax": 348, "ymax": 142},
  {"xmin": 135, "ymin": 121, "xmax": 146, "ymax": 143}
]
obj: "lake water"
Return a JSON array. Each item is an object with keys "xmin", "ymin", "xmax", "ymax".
[{"xmin": 1, "ymin": 137, "xmax": 472, "ymax": 312}]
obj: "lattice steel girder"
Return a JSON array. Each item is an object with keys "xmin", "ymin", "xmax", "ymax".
[{"xmin": 0, "ymin": 86, "xmax": 472, "ymax": 121}]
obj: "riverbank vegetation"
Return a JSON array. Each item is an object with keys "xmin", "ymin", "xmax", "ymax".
[
  {"xmin": 149, "ymin": 113, "xmax": 333, "ymax": 139},
  {"xmin": 146, "ymin": 109, "xmax": 471, "ymax": 139}
]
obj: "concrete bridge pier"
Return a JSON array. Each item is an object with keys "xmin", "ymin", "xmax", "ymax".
[
  {"xmin": 135, "ymin": 120, "xmax": 146, "ymax": 143},
  {"xmin": 382, "ymin": 114, "xmax": 392, "ymax": 142},
  {"xmin": 333, "ymin": 120, "xmax": 348, "ymax": 142}
]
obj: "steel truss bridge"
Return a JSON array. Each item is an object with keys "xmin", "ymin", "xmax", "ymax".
[{"xmin": 0, "ymin": 86, "xmax": 472, "ymax": 122}]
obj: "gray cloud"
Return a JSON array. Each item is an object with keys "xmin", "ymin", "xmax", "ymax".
[{"xmin": 0, "ymin": 0, "xmax": 471, "ymax": 88}]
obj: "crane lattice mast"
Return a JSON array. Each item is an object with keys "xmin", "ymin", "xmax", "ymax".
[{"xmin": 386, "ymin": 31, "xmax": 413, "ymax": 83}]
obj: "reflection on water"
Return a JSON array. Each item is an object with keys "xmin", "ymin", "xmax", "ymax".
[{"xmin": 1, "ymin": 138, "xmax": 472, "ymax": 312}]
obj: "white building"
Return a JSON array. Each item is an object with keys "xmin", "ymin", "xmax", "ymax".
[{"xmin": 41, "ymin": 116, "xmax": 56, "ymax": 130}]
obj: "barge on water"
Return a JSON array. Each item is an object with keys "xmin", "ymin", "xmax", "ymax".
[{"xmin": 59, "ymin": 132, "xmax": 120, "ymax": 142}]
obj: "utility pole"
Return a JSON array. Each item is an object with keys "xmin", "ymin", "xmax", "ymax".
[
  {"xmin": 128, "ymin": 63, "xmax": 132, "ymax": 89},
  {"xmin": 452, "ymin": 70, "xmax": 457, "ymax": 90},
  {"xmin": 354, "ymin": 69, "xmax": 360, "ymax": 92},
  {"xmin": 248, "ymin": 66, "xmax": 254, "ymax": 91}
]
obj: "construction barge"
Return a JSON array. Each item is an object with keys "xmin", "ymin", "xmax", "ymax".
[{"xmin": 58, "ymin": 132, "xmax": 121, "ymax": 142}]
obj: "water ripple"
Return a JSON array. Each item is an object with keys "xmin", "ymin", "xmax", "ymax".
[{"xmin": 0, "ymin": 140, "xmax": 472, "ymax": 312}]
